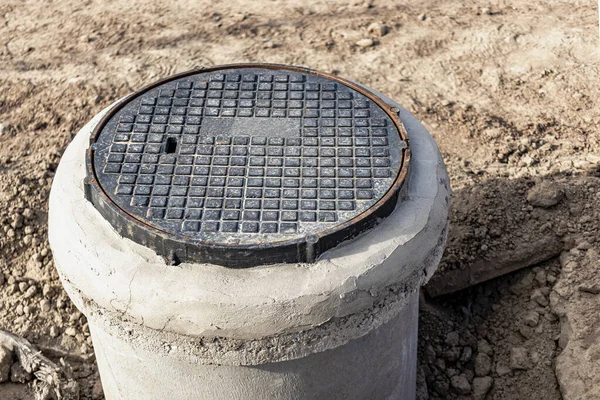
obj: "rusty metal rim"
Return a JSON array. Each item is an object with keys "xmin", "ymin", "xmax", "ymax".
[{"xmin": 85, "ymin": 62, "xmax": 411, "ymax": 254}]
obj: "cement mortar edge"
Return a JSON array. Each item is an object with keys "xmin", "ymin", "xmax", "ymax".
[{"xmin": 62, "ymin": 233, "xmax": 444, "ymax": 366}]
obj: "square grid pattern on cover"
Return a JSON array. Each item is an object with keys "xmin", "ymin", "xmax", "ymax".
[{"xmin": 99, "ymin": 71, "xmax": 396, "ymax": 237}]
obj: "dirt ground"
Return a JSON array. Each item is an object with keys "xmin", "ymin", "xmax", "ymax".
[{"xmin": 0, "ymin": 0, "xmax": 599, "ymax": 399}]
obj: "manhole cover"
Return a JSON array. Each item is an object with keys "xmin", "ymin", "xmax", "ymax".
[{"xmin": 85, "ymin": 64, "xmax": 410, "ymax": 267}]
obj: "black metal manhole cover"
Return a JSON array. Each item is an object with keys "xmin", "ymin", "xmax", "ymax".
[{"xmin": 85, "ymin": 64, "xmax": 410, "ymax": 268}]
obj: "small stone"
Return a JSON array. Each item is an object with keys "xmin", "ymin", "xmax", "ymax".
[
  {"xmin": 23, "ymin": 285, "xmax": 37, "ymax": 299},
  {"xmin": 433, "ymin": 380, "xmax": 449, "ymax": 396},
  {"xmin": 478, "ymin": 339, "xmax": 493, "ymax": 356},
  {"xmin": 11, "ymin": 215, "xmax": 23, "ymax": 229},
  {"xmin": 445, "ymin": 347, "xmax": 461, "ymax": 362},
  {"xmin": 450, "ymin": 374, "xmax": 471, "ymax": 395},
  {"xmin": 361, "ymin": 0, "xmax": 373, "ymax": 9},
  {"xmin": 509, "ymin": 272, "xmax": 534, "ymax": 295},
  {"xmin": 65, "ymin": 327, "xmax": 77, "ymax": 337},
  {"xmin": 463, "ymin": 368, "xmax": 475, "ymax": 382},
  {"xmin": 7, "ymin": 284, "xmax": 17, "ymax": 296},
  {"xmin": 355, "ymin": 38, "xmax": 374, "ymax": 47},
  {"xmin": 42, "ymin": 283, "xmax": 53, "ymax": 297},
  {"xmin": 18, "ymin": 282, "xmax": 28, "ymax": 293},
  {"xmin": 527, "ymin": 181, "xmax": 564, "ymax": 208},
  {"xmin": 0, "ymin": 346, "xmax": 13, "ymax": 382},
  {"xmin": 231, "ymin": 13, "xmax": 246, "ymax": 22},
  {"xmin": 524, "ymin": 310, "xmax": 540, "ymax": 327},
  {"xmin": 49, "ymin": 326, "xmax": 60, "ymax": 338},
  {"xmin": 519, "ymin": 155, "xmax": 535, "ymax": 167},
  {"xmin": 475, "ymin": 324, "xmax": 488, "ymax": 339},
  {"xmin": 460, "ymin": 346, "xmax": 473, "ymax": 363},
  {"xmin": 10, "ymin": 362, "xmax": 32, "ymax": 383},
  {"xmin": 367, "ymin": 22, "xmax": 388, "ymax": 37},
  {"xmin": 496, "ymin": 362, "xmax": 511, "ymax": 376},
  {"xmin": 535, "ymin": 270, "xmax": 547, "ymax": 285},
  {"xmin": 519, "ymin": 326, "xmax": 533, "ymax": 339},
  {"xmin": 445, "ymin": 331, "xmax": 460, "ymax": 347},
  {"xmin": 577, "ymin": 240, "xmax": 592, "ymax": 250},
  {"xmin": 435, "ymin": 358, "xmax": 446, "ymax": 370},
  {"xmin": 472, "ymin": 376, "xmax": 494, "ymax": 400},
  {"xmin": 510, "ymin": 347, "xmax": 529, "ymax": 370},
  {"xmin": 481, "ymin": 7, "xmax": 492, "ymax": 15},
  {"xmin": 531, "ymin": 289, "xmax": 549, "ymax": 307},
  {"xmin": 92, "ymin": 379, "xmax": 104, "ymax": 400},
  {"xmin": 531, "ymin": 351, "xmax": 541, "ymax": 365},
  {"xmin": 40, "ymin": 299, "xmax": 51, "ymax": 312},
  {"xmin": 418, "ymin": 13, "xmax": 426, "ymax": 21},
  {"xmin": 22, "ymin": 208, "xmax": 34, "ymax": 219},
  {"xmin": 70, "ymin": 311, "xmax": 82, "ymax": 323},
  {"xmin": 474, "ymin": 353, "xmax": 492, "ymax": 377}
]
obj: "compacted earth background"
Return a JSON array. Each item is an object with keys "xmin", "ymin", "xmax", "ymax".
[{"xmin": 0, "ymin": 0, "xmax": 599, "ymax": 399}]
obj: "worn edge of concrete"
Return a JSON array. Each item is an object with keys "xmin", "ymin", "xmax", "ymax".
[
  {"xmin": 49, "ymin": 95, "xmax": 450, "ymax": 344},
  {"xmin": 63, "ymin": 252, "xmax": 437, "ymax": 366}
]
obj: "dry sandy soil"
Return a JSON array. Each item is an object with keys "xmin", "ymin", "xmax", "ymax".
[{"xmin": 0, "ymin": 0, "xmax": 599, "ymax": 399}]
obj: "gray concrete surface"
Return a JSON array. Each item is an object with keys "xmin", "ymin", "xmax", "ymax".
[{"xmin": 90, "ymin": 292, "xmax": 418, "ymax": 400}]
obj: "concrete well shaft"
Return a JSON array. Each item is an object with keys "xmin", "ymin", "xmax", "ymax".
[{"xmin": 89, "ymin": 292, "xmax": 418, "ymax": 400}]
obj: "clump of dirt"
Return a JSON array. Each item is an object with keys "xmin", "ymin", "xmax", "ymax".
[
  {"xmin": 420, "ymin": 140, "xmax": 600, "ymax": 399},
  {"xmin": 419, "ymin": 260, "xmax": 563, "ymax": 400}
]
